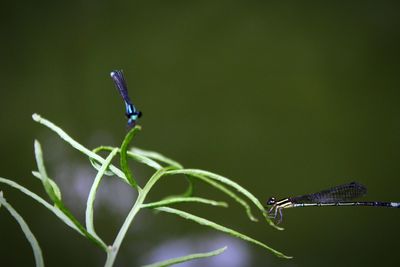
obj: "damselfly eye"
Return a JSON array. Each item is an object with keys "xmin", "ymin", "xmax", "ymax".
[
  {"xmin": 267, "ymin": 197, "xmax": 276, "ymax": 205},
  {"xmin": 138, "ymin": 111, "xmax": 142, "ymax": 118}
]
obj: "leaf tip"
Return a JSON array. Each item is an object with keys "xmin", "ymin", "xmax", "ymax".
[
  {"xmin": 281, "ymin": 254, "xmax": 293, "ymax": 259},
  {"xmin": 34, "ymin": 140, "xmax": 42, "ymax": 154},
  {"xmin": 250, "ymin": 217, "xmax": 259, "ymax": 222},
  {"xmin": 269, "ymin": 220, "xmax": 284, "ymax": 231},
  {"xmin": 32, "ymin": 113, "xmax": 41, "ymax": 121},
  {"xmin": 0, "ymin": 191, "xmax": 3, "ymax": 208}
]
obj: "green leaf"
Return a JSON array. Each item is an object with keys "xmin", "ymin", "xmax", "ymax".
[
  {"xmin": 2, "ymin": 175, "xmax": 107, "ymax": 255},
  {"xmin": 131, "ymin": 147, "xmax": 195, "ymax": 197},
  {"xmin": 155, "ymin": 207, "xmax": 292, "ymax": 259},
  {"xmin": 86, "ymin": 148, "xmax": 118, "ymax": 239},
  {"xmin": 34, "ymin": 140, "xmax": 60, "ymax": 203},
  {"xmin": 53, "ymin": 197, "xmax": 108, "ymax": 250},
  {"xmin": 32, "ymin": 171, "xmax": 62, "ymax": 201},
  {"xmin": 32, "ymin": 113, "xmax": 290, "ymax": 263},
  {"xmin": 141, "ymin": 197, "xmax": 228, "ymax": 209},
  {"xmin": 126, "ymin": 151, "xmax": 163, "ymax": 170},
  {"xmin": 192, "ymin": 174, "xmax": 258, "ymax": 222},
  {"xmin": 163, "ymin": 170, "xmax": 258, "ymax": 222},
  {"xmin": 0, "ymin": 177, "xmax": 80, "ymax": 232},
  {"xmin": 89, "ymin": 147, "xmax": 116, "ymax": 176},
  {"xmin": 166, "ymin": 169, "xmax": 283, "ymax": 230},
  {"xmin": 131, "ymin": 147, "xmax": 183, "ymax": 169},
  {"xmin": 120, "ymin": 126, "xmax": 141, "ymax": 188},
  {"xmin": 0, "ymin": 191, "xmax": 45, "ymax": 267},
  {"xmin": 34, "ymin": 140, "xmax": 107, "ymax": 250},
  {"xmin": 32, "ymin": 113, "xmax": 128, "ymax": 183},
  {"xmin": 90, "ymin": 146, "xmax": 162, "ymax": 172},
  {"xmin": 142, "ymin": 246, "xmax": 227, "ymax": 267}
]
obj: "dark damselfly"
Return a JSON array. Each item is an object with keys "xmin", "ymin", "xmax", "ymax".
[
  {"xmin": 110, "ymin": 70, "xmax": 142, "ymax": 128},
  {"xmin": 267, "ymin": 182, "xmax": 400, "ymax": 224}
]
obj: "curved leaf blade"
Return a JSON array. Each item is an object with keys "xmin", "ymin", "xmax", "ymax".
[
  {"xmin": 86, "ymin": 148, "xmax": 119, "ymax": 239},
  {"xmin": 131, "ymin": 147, "xmax": 183, "ymax": 169},
  {"xmin": 155, "ymin": 207, "xmax": 291, "ymax": 259},
  {"xmin": 32, "ymin": 113, "xmax": 128, "ymax": 183},
  {"xmin": 32, "ymin": 171, "xmax": 62, "ymax": 201},
  {"xmin": 0, "ymin": 192, "xmax": 45, "ymax": 267},
  {"xmin": 165, "ymin": 170, "xmax": 259, "ymax": 222},
  {"xmin": 141, "ymin": 197, "xmax": 228, "ymax": 209},
  {"xmin": 120, "ymin": 126, "xmax": 141, "ymax": 188},
  {"xmin": 34, "ymin": 140, "xmax": 59, "ymax": 202},
  {"xmin": 142, "ymin": 246, "xmax": 227, "ymax": 267},
  {"xmin": 167, "ymin": 169, "xmax": 283, "ymax": 230},
  {"xmin": 0, "ymin": 177, "xmax": 80, "ymax": 232}
]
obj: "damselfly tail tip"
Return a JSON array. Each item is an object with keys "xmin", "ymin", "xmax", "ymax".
[{"xmin": 110, "ymin": 70, "xmax": 120, "ymax": 78}]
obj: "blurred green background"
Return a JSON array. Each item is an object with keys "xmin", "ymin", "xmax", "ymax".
[{"xmin": 1, "ymin": 1, "xmax": 400, "ymax": 266}]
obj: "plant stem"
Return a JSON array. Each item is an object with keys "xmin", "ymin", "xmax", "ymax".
[{"xmin": 104, "ymin": 168, "xmax": 169, "ymax": 267}]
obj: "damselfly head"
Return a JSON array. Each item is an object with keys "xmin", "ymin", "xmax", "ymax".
[{"xmin": 267, "ymin": 197, "xmax": 276, "ymax": 205}]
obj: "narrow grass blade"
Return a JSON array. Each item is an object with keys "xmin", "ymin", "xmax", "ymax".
[
  {"xmin": 167, "ymin": 169, "xmax": 283, "ymax": 230},
  {"xmin": 188, "ymin": 174, "xmax": 258, "ymax": 222},
  {"xmin": 86, "ymin": 148, "xmax": 118, "ymax": 239},
  {"xmin": 131, "ymin": 147, "xmax": 183, "ymax": 169},
  {"xmin": 34, "ymin": 140, "xmax": 59, "ymax": 203},
  {"xmin": 126, "ymin": 151, "xmax": 163, "ymax": 170},
  {"xmin": 155, "ymin": 207, "xmax": 292, "ymax": 259},
  {"xmin": 120, "ymin": 126, "xmax": 141, "ymax": 188},
  {"xmin": 164, "ymin": 170, "xmax": 258, "ymax": 222},
  {"xmin": 34, "ymin": 140, "xmax": 107, "ymax": 250},
  {"xmin": 32, "ymin": 113, "xmax": 128, "ymax": 184},
  {"xmin": 32, "ymin": 171, "xmax": 62, "ymax": 200},
  {"xmin": 0, "ymin": 192, "xmax": 45, "ymax": 267},
  {"xmin": 142, "ymin": 246, "xmax": 227, "ymax": 267},
  {"xmin": 89, "ymin": 147, "xmax": 116, "ymax": 176},
  {"xmin": 90, "ymin": 146, "xmax": 162, "ymax": 172},
  {"xmin": 0, "ymin": 177, "xmax": 80, "ymax": 232},
  {"xmin": 131, "ymin": 147, "xmax": 194, "ymax": 197},
  {"xmin": 56, "ymin": 200, "xmax": 108, "ymax": 250},
  {"xmin": 141, "ymin": 197, "xmax": 228, "ymax": 209}
]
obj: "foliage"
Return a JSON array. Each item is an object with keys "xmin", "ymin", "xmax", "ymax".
[{"xmin": 0, "ymin": 114, "xmax": 291, "ymax": 267}]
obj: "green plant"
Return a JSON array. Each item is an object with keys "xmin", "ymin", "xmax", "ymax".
[{"xmin": 0, "ymin": 114, "xmax": 291, "ymax": 267}]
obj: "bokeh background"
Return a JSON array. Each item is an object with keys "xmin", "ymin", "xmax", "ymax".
[{"xmin": 1, "ymin": 1, "xmax": 400, "ymax": 266}]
